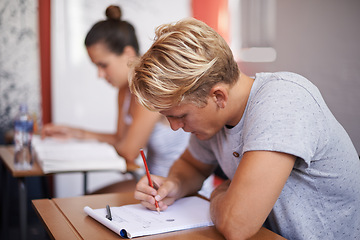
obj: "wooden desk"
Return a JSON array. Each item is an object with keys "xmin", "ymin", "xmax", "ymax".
[
  {"xmin": 32, "ymin": 192, "xmax": 286, "ymax": 240},
  {"xmin": 0, "ymin": 146, "xmax": 139, "ymax": 240},
  {"xmin": 0, "ymin": 146, "xmax": 45, "ymax": 240},
  {"xmin": 0, "ymin": 146, "xmax": 44, "ymax": 177}
]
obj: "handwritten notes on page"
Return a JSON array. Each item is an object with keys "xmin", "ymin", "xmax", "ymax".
[
  {"xmin": 32, "ymin": 135, "xmax": 126, "ymax": 173},
  {"xmin": 84, "ymin": 196, "xmax": 214, "ymax": 239}
]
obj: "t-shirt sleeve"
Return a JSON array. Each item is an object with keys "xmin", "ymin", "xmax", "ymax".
[
  {"xmin": 188, "ymin": 134, "xmax": 218, "ymax": 165},
  {"xmin": 242, "ymin": 79, "xmax": 324, "ymax": 166}
]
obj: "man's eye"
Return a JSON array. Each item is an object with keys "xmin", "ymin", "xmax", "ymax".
[
  {"xmin": 98, "ymin": 63, "xmax": 107, "ymax": 68},
  {"xmin": 168, "ymin": 115, "xmax": 184, "ymax": 120}
]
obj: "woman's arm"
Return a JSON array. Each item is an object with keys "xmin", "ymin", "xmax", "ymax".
[
  {"xmin": 114, "ymin": 94, "xmax": 161, "ymax": 163},
  {"xmin": 210, "ymin": 150, "xmax": 296, "ymax": 240},
  {"xmin": 41, "ymin": 123, "xmax": 118, "ymax": 145}
]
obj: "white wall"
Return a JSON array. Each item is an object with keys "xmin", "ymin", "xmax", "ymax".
[
  {"xmin": 231, "ymin": 0, "xmax": 360, "ymax": 154},
  {"xmin": 52, "ymin": 0, "xmax": 360, "ymax": 197},
  {"xmin": 0, "ymin": 0, "xmax": 41, "ymax": 142},
  {"xmin": 51, "ymin": 0, "xmax": 191, "ymax": 197}
]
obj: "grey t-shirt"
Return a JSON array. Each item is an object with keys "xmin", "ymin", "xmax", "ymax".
[{"xmin": 188, "ymin": 72, "xmax": 360, "ymax": 239}]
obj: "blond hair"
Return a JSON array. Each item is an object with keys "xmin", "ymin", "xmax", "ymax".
[{"xmin": 129, "ymin": 17, "xmax": 239, "ymax": 111}]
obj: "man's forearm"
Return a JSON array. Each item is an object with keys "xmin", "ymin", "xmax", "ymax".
[
  {"xmin": 210, "ymin": 180, "xmax": 230, "ymax": 224},
  {"xmin": 210, "ymin": 180, "xmax": 262, "ymax": 240},
  {"xmin": 167, "ymin": 158, "xmax": 208, "ymax": 199}
]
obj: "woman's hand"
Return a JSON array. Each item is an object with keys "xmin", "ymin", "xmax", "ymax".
[{"xmin": 41, "ymin": 124, "xmax": 84, "ymax": 139}]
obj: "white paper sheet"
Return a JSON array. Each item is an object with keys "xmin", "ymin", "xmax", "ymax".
[
  {"xmin": 32, "ymin": 135, "xmax": 126, "ymax": 173},
  {"xmin": 84, "ymin": 196, "xmax": 214, "ymax": 239}
]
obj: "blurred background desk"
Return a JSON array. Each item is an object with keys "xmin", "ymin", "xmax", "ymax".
[
  {"xmin": 32, "ymin": 192, "xmax": 286, "ymax": 240},
  {"xmin": 0, "ymin": 146, "xmax": 138, "ymax": 240}
]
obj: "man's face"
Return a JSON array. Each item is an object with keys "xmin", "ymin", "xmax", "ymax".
[{"xmin": 160, "ymin": 99, "xmax": 225, "ymax": 141}]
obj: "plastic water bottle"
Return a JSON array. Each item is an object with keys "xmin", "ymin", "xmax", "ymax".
[{"xmin": 14, "ymin": 103, "xmax": 34, "ymax": 170}]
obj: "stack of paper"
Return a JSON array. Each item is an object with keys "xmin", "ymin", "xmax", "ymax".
[
  {"xmin": 84, "ymin": 196, "xmax": 214, "ymax": 238},
  {"xmin": 32, "ymin": 135, "xmax": 126, "ymax": 173}
]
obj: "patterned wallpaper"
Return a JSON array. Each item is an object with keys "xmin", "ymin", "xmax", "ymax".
[{"xmin": 0, "ymin": 0, "xmax": 41, "ymax": 144}]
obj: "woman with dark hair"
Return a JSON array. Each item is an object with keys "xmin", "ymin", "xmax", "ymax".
[{"xmin": 42, "ymin": 5, "xmax": 190, "ymax": 191}]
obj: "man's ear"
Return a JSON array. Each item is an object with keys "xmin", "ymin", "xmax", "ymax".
[{"xmin": 211, "ymin": 85, "xmax": 228, "ymax": 109}]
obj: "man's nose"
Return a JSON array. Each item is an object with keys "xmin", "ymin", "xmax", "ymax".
[{"xmin": 168, "ymin": 118, "xmax": 184, "ymax": 131}]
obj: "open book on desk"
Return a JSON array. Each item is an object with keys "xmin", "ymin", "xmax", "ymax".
[
  {"xmin": 32, "ymin": 135, "xmax": 126, "ymax": 173},
  {"xmin": 84, "ymin": 196, "xmax": 214, "ymax": 239}
]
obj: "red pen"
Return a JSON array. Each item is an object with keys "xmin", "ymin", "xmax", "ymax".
[{"xmin": 140, "ymin": 149, "xmax": 160, "ymax": 214}]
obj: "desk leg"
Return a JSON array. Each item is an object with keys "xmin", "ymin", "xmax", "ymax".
[
  {"xmin": 18, "ymin": 177, "xmax": 27, "ymax": 240},
  {"xmin": 41, "ymin": 176, "xmax": 52, "ymax": 198},
  {"xmin": 83, "ymin": 172, "xmax": 88, "ymax": 195},
  {"xmin": 1, "ymin": 163, "xmax": 10, "ymax": 240}
]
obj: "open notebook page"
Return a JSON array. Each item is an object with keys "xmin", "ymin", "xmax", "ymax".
[{"xmin": 84, "ymin": 196, "xmax": 214, "ymax": 239}]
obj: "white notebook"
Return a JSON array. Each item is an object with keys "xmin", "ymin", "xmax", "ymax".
[
  {"xmin": 84, "ymin": 196, "xmax": 214, "ymax": 239},
  {"xmin": 32, "ymin": 135, "xmax": 126, "ymax": 173}
]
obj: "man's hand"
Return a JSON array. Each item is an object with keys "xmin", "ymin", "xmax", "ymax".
[{"xmin": 134, "ymin": 175, "xmax": 181, "ymax": 211}]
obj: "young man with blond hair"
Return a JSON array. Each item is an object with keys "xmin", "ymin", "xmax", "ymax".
[{"xmin": 130, "ymin": 18, "xmax": 360, "ymax": 240}]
